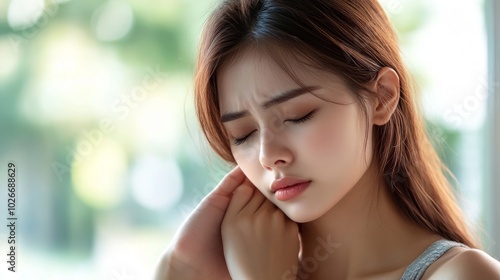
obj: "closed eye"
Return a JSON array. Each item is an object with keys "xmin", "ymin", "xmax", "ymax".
[
  {"xmin": 232, "ymin": 130, "xmax": 257, "ymax": 146},
  {"xmin": 285, "ymin": 109, "xmax": 316, "ymax": 124},
  {"xmin": 231, "ymin": 109, "xmax": 317, "ymax": 146}
]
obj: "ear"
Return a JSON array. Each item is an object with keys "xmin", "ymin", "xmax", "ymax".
[{"xmin": 371, "ymin": 67, "xmax": 400, "ymax": 126}]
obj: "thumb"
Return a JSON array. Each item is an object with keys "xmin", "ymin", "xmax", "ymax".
[{"xmin": 201, "ymin": 166, "xmax": 246, "ymax": 212}]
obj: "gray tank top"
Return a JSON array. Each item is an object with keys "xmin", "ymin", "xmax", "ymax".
[{"xmin": 400, "ymin": 239, "xmax": 468, "ymax": 280}]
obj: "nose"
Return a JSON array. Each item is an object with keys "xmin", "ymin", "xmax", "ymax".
[{"xmin": 259, "ymin": 129, "xmax": 293, "ymax": 171}]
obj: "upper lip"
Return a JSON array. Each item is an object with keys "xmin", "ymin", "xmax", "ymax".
[{"xmin": 271, "ymin": 177, "xmax": 311, "ymax": 192}]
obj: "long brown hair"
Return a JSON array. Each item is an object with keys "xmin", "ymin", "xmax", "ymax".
[{"xmin": 194, "ymin": 0, "xmax": 478, "ymax": 248}]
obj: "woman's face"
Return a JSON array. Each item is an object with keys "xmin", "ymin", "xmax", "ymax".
[{"xmin": 217, "ymin": 49, "xmax": 375, "ymax": 223}]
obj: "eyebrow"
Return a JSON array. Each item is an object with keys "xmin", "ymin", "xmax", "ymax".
[{"xmin": 220, "ymin": 85, "xmax": 321, "ymax": 123}]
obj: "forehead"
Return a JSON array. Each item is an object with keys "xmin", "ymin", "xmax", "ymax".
[
  {"xmin": 217, "ymin": 50, "xmax": 283, "ymax": 106},
  {"xmin": 216, "ymin": 48, "xmax": 323, "ymax": 111}
]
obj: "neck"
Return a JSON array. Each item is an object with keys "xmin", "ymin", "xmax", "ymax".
[{"xmin": 298, "ymin": 161, "xmax": 440, "ymax": 279}]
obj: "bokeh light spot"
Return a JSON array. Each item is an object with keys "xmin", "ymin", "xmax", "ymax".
[
  {"xmin": 72, "ymin": 139, "xmax": 128, "ymax": 209},
  {"xmin": 130, "ymin": 155, "xmax": 183, "ymax": 211},
  {"xmin": 7, "ymin": 0, "xmax": 45, "ymax": 30},
  {"xmin": 92, "ymin": 0, "xmax": 134, "ymax": 42}
]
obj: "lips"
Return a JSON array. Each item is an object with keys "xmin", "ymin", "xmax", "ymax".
[
  {"xmin": 271, "ymin": 178, "xmax": 311, "ymax": 201},
  {"xmin": 271, "ymin": 177, "xmax": 311, "ymax": 192}
]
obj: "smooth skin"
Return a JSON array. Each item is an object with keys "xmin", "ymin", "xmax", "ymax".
[
  {"xmin": 154, "ymin": 47, "xmax": 500, "ymax": 279},
  {"xmin": 215, "ymin": 48, "xmax": 433, "ymax": 279},
  {"xmin": 222, "ymin": 179, "xmax": 300, "ymax": 279}
]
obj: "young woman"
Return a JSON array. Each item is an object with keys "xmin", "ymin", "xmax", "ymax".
[{"xmin": 155, "ymin": 0, "xmax": 500, "ymax": 279}]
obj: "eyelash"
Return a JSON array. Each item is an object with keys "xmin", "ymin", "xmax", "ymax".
[{"xmin": 232, "ymin": 110, "xmax": 316, "ymax": 146}]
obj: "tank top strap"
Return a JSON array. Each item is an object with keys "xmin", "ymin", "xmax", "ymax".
[{"xmin": 400, "ymin": 239, "xmax": 468, "ymax": 280}]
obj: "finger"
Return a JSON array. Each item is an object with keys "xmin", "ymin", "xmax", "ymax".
[
  {"xmin": 257, "ymin": 198, "xmax": 280, "ymax": 216},
  {"xmin": 241, "ymin": 181, "xmax": 267, "ymax": 214},
  {"xmin": 201, "ymin": 166, "xmax": 246, "ymax": 212},
  {"xmin": 210, "ymin": 166, "xmax": 245, "ymax": 197},
  {"xmin": 225, "ymin": 183, "xmax": 254, "ymax": 216}
]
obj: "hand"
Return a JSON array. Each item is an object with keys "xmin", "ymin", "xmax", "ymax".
[
  {"xmin": 154, "ymin": 166, "xmax": 246, "ymax": 280},
  {"xmin": 221, "ymin": 179, "xmax": 300, "ymax": 280}
]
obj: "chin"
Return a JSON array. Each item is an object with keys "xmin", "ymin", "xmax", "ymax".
[
  {"xmin": 288, "ymin": 215, "xmax": 317, "ymax": 224},
  {"xmin": 280, "ymin": 206, "xmax": 327, "ymax": 223}
]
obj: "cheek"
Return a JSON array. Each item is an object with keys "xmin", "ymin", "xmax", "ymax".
[
  {"xmin": 302, "ymin": 108, "xmax": 366, "ymax": 169},
  {"xmin": 232, "ymin": 148, "xmax": 271, "ymax": 194},
  {"xmin": 306, "ymin": 117, "xmax": 350, "ymax": 157}
]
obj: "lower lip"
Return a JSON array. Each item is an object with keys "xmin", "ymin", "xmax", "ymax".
[{"xmin": 274, "ymin": 181, "xmax": 311, "ymax": 201}]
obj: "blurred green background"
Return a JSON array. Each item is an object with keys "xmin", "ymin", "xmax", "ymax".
[{"xmin": 0, "ymin": 0, "xmax": 494, "ymax": 279}]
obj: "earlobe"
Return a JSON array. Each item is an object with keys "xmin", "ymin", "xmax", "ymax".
[{"xmin": 372, "ymin": 67, "xmax": 400, "ymax": 126}]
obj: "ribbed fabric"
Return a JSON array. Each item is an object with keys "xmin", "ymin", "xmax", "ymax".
[{"xmin": 400, "ymin": 239, "xmax": 468, "ymax": 280}]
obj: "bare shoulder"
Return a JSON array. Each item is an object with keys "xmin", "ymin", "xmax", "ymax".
[
  {"xmin": 426, "ymin": 247, "xmax": 500, "ymax": 279},
  {"xmin": 449, "ymin": 249, "xmax": 500, "ymax": 279}
]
